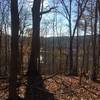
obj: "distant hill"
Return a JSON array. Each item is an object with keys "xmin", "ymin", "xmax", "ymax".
[
  {"xmin": 1, "ymin": 33, "xmax": 94, "ymax": 50},
  {"xmin": 40, "ymin": 35, "xmax": 92, "ymax": 49}
]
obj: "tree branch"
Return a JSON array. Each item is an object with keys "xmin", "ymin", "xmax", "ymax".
[{"xmin": 40, "ymin": 7, "xmax": 57, "ymax": 15}]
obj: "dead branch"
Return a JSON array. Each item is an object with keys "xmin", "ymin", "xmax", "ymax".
[
  {"xmin": 81, "ymin": 85, "xmax": 100, "ymax": 96},
  {"xmin": 43, "ymin": 73, "xmax": 58, "ymax": 81},
  {"xmin": 40, "ymin": 7, "xmax": 57, "ymax": 15}
]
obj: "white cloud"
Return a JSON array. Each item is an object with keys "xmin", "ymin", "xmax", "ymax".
[
  {"xmin": 43, "ymin": 0, "xmax": 49, "ymax": 7},
  {"xmin": 26, "ymin": 0, "xmax": 49, "ymax": 8}
]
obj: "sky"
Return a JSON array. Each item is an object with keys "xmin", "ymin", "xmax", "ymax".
[
  {"xmin": 1, "ymin": 0, "xmax": 87, "ymax": 37},
  {"xmin": 25, "ymin": 0, "xmax": 69, "ymax": 37},
  {"xmin": 26, "ymin": 0, "xmax": 49, "ymax": 8}
]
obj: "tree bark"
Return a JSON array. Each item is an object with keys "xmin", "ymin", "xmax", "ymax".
[
  {"xmin": 0, "ymin": 25, "xmax": 2, "ymax": 75},
  {"xmin": 25, "ymin": 0, "xmax": 44, "ymax": 99},
  {"xmin": 79, "ymin": 20, "xmax": 87, "ymax": 85},
  {"xmin": 9, "ymin": 0, "xmax": 19, "ymax": 99},
  {"xmin": 91, "ymin": 0, "xmax": 98, "ymax": 81}
]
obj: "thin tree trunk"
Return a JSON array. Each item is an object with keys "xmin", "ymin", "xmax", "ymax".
[
  {"xmin": 0, "ymin": 25, "xmax": 2, "ymax": 75},
  {"xmin": 69, "ymin": 0, "xmax": 74, "ymax": 75},
  {"xmin": 75, "ymin": 0, "xmax": 80, "ymax": 75},
  {"xmin": 75, "ymin": 27, "xmax": 79, "ymax": 75},
  {"xmin": 86, "ymin": 40, "xmax": 90, "ymax": 73},
  {"xmin": 4, "ymin": 24, "xmax": 8, "ymax": 76},
  {"xmin": 79, "ymin": 20, "xmax": 87, "ymax": 85},
  {"xmin": 20, "ymin": 32, "xmax": 24, "ymax": 75},
  {"xmin": 91, "ymin": 1, "xmax": 98, "ymax": 81},
  {"xmin": 52, "ymin": 20, "xmax": 55, "ymax": 73}
]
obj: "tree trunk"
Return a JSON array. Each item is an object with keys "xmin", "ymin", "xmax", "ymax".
[
  {"xmin": 0, "ymin": 25, "xmax": 2, "ymax": 75},
  {"xmin": 91, "ymin": 1, "xmax": 98, "ymax": 81},
  {"xmin": 69, "ymin": 37, "xmax": 73, "ymax": 75},
  {"xmin": 69, "ymin": 0, "xmax": 74, "ymax": 75},
  {"xmin": 75, "ymin": 25, "xmax": 79, "ymax": 76},
  {"xmin": 52, "ymin": 20, "xmax": 55, "ymax": 73},
  {"xmin": 4, "ymin": 24, "xmax": 8, "ymax": 76},
  {"xmin": 25, "ymin": 0, "xmax": 44, "ymax": 99},
  {"xmin": 79, "ymin": 20, "xmax": 87, "ymax": 85},
  {"xmin": 9, "ymin": 0, "xmax": 19, "ymax": 99},
  {"xmin": 20, "ymin": 32, "xmax": 24, "ymax": 75}
]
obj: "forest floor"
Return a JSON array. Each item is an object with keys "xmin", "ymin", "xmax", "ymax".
[
  {"xmin": 0, "ymin": 74, "xmax": 100, "ymax": 100},
  {"xmin": 44, "ymin": 74, "xmax": 100, "ymax": 100}
]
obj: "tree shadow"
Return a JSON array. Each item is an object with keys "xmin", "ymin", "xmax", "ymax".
[
  {"xmin": 24, "ymin": 71, "xmax": 55, "ymax": 100},
  {"xmin": 7, "ymin": 96, "xmax": 24, "ymax": 100},
  {"xmin": 7, "ymin": 86, "xmax": 55, "ymax": 100},
  {"xmin": 24, "ymin": 84, "xmax": 55, "ymax": 100},
  {"xmin": 27, "ymin": 88, "xmax": 55, "ymax": 100}
]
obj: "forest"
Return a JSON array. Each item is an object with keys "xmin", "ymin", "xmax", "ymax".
[{"xmin": 0, "ymin": 0, "xmax": 100, "ymax": 100}]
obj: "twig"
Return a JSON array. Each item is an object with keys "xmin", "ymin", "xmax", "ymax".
[{"xmin": 43, "ymin": 73, "xmax": 58, "ymax": 81}]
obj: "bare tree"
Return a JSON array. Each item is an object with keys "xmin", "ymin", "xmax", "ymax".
[
  {"xmin": 91, "ymin": 0, "xmax": 98, "ymax": 81},
  {"xmin": 79, "ymin": 20, "xmax": 87, "ymax": 84},
  {"xmin": 8, "ymin": 0, "xmax": 20, "ymax": 99},
  {"xmin": 58, "ymin": 0, "xmax": 88, "ymax": 75},
  {"xmin": 0, "ymin": 1, "xmax": 2, "ymax": 75},
  {"xmin": 25, "ymin": 0, "xmax": 55, "ymax": 99}
]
